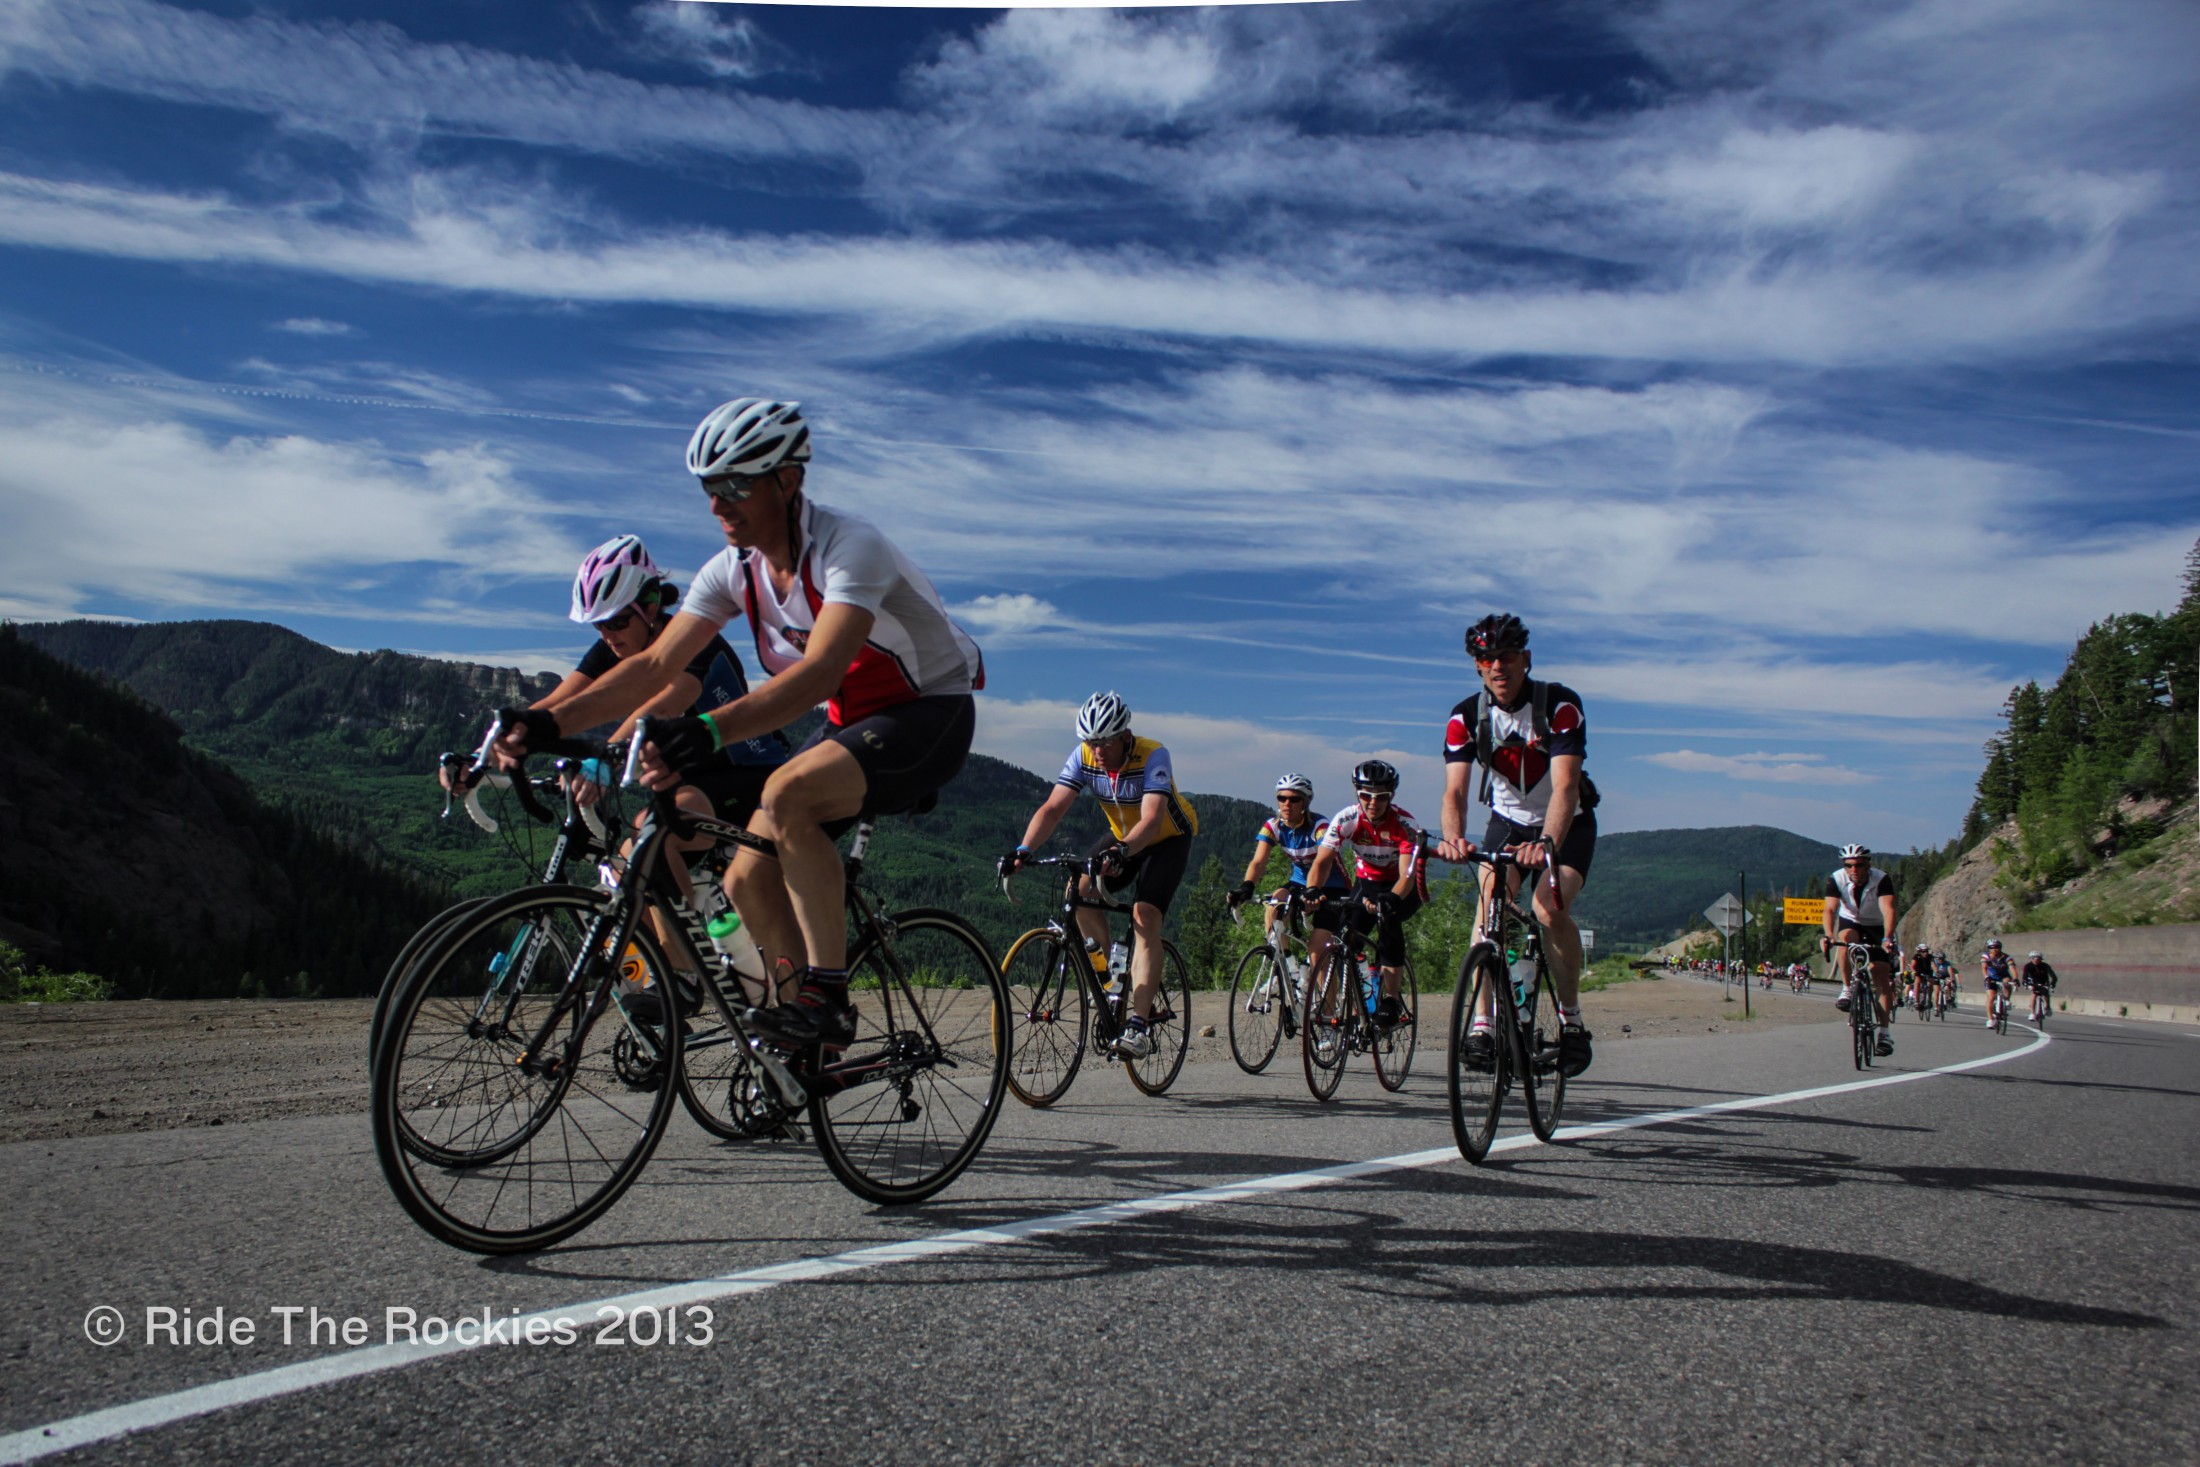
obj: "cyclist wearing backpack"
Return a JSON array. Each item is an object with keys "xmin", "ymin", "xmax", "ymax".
[{"xmin": 1435, "ymin": 613, "xmax": 1598, "ymax": 1078}]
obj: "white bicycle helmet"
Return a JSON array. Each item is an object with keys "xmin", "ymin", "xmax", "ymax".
[
  {"xmin": 1075, "ymin": 691, "xmax": 1132, "ymax": 744},
  {"xmin": 1275, "ymin": 772, "xmax": 1314, "ymax": 798},
  {"xmin": 2027, "ymin": 950, "xmax": 2043, "ymax": 959},
  {"xmin": 1838, "ymin": 843, "xmax": 1869, "ymax": 860},
  {"xmin": 570, "ymin": 534, "xmax": 665, "ymax": 624},
  {"xmin": 686, "ymin": 397, "xmax": 811, "ymax": 480}
]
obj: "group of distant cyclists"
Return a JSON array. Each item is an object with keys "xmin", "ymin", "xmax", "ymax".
[
  {"xmin": 1822, "ymin": 846, "xmax": 2059, "ymax": 1049},
  {"xmin": 479, "ymin": 394, "xmax": 1602, "ymax": 1082}
]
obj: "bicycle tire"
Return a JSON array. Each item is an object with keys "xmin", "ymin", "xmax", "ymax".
[
  {"xmin": 1372, "ymin": 955, "xmax": 1417, "ymax": 1092},
  {"xmin": 999, "ymin": 929, "xmax": 1088, "ymax": 1107},
  {"xmin": 1300, "ymin": 953, "xmax": 1349, "ymax": 1102},
  {"xmin": 372, "ymin": 884, "xmax": 681, "ymax": 1254},
  {"xmin": 1448, "ymin": 945, "xmax": 1507, "ymax": 1164},
  {"xmin": 1123, "ymin": 940, "xmax": 1193, "ymax": 1096},
  {"xmin": 1227, "ymin": 945, "xmax": 1288, "ymax": 1075},
  {"xmin": 811, "ymin": 908, "xmax": 1009, "ymax": 1206},
  {"xmin": 1852, "ymin": 1004, "xmax": 1871, "ymax": 1070},
  {"xmin": 368, "ymin": 895, "xmax": 491, "ymax": 1062},
  {"xmin": 1522, "ymin": 959, "xmax": 1567, "ymax": 1142}
]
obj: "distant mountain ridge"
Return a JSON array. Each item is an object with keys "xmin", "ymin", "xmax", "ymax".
[
  {"xmin": 17, "ymin": 619, "xmax": 1841, "ymax": 966},
  {"xmin": 0, "ymin": 626, "xmax": 446, "ymax": 997}
]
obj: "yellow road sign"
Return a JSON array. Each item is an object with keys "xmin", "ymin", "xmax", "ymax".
[{"xmin": 1783, "ymin": 897, "xmax": 1823, "ymax": 925}]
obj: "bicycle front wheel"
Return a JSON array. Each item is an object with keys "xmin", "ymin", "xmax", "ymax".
[
  {"xmin": 813, "ymin": 909, "xmax": 1008, "ymax": 1206},
  {"xmin": 1300, "ymin": 955, "xmax": 1349, "ymax": 1102},
  {"xmin": 368, "ymin": 895, "xmax": 491, "ymax": 1062},
  {"xmin": 1447, "ymin": 945, "xmax": 1506, "ymax": 1163},
  {"xmin": 1522, "ymin": 960, "xmax": 1566, "ymax": 1142},
  {"xmin": 999, "ymin": 930, "xmax": 1088, "ymax": 1107},
  {"xmin": 678, "ymin": 975, "xmax": 784, "ymax": 1141},
  {"xmin": 1227, "ymin": 945, "xmax": 1287, "ymax": 1075},
  {"xmin": 1124, "ymin": 941, "xmax": 1193, "ymax": 1096},
  {"xmin": 1372, "ymin": 956, "xmax": 1418, "ymax": 1093},
  {"xmin": 372, "ymin": 884, "xmax": 680, "ymax": 1254}
]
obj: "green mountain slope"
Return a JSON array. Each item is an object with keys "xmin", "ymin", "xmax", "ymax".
[
  {"xmin": 0, "ymin": 627, "xmax": 447, "ymax": 997},
  {"xmin": 19, "ymin": 618, "xmax": 1844, "ymax": 965},
  {"xmin": 1566, "ymin": 825, "xmax": 1839, "ymax": 949}
]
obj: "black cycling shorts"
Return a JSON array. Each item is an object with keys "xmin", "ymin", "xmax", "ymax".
[
  {"xmin": 800, "ymin": 693, "xmax": 975, "ymax": 832},
  {"xmin": 1091, "ymin": 831, "xmax": 1193, "ymax": 915},
  {"xmin": 685, "ymin": 762, "xmax": 774, "ymax": 829},
  {"xmin": 1296, "ymin": 884, "xmax": 1351, "ymax": 935},
  {"xmin": 1342, "ymin": 876, "xmax": 1421, "ymax": 967},
  {"xmin": 1481, "ymin": 809, "xmax": 1596, "ymax": 880}
]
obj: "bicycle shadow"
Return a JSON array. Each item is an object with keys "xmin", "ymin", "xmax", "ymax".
[{"xmin": 818, "ymin": 1175, "xmax": 2167, "ymax": 1330}]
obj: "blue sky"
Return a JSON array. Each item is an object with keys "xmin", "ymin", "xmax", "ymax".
[{"xmin": 2, "ymin": 0, "xmax": 2196, "ymax": 852}]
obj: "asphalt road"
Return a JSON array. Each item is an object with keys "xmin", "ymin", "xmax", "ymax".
[{"xmin": 4, "ymin": 1001, "xmax": 2196, "ymax": 1465}]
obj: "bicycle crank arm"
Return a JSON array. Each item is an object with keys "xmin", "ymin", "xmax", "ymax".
[{"xmin": 746, "ymin": 1042, "xmax": 810, "ymax": 1109}]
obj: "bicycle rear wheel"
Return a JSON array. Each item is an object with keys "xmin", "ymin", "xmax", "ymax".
[
  {"xmin": 372, "ymin": 884, "xmax": 680, "ymax": 1254},
  {"xmin": 1372, "ymin": 956, "xmax": 1418, "ymax": 1092},
  {"xmin": 1124, "ymin": 941, "xmax": 1193, "ymax": 1096},
  {"xmin": 812, "ymin": 909, "xmax": 1008, "ymax": 1205},
  {"xmin": 1851, "ymin": 1007, "xmax": 1871, "ymax": 1070},
  {"xmin": 999, "ymin": 930, "xmax": 1088, "ymax": 1107},
  {"xmin": 1300, "ymin": 955, "xmax": 1350, "ymax": 1102},
  {"xmin": 1447, "ymin": 945, "xmax": 1506, "ymax": 1163},
  {"xmin": 1227, "ymin": 945, "xmax": 1287, "ymax": 1075},
  {"xmin": 1522, "ymin": 960, "xmax": 1566, "ymax": 1142}
]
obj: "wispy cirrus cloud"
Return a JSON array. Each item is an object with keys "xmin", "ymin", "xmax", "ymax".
[{"xmin": 1641, "ymin": 749, "xmax": 1874, "ymax": 786}]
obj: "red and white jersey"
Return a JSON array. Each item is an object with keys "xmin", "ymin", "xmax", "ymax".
[
  {"xmin": 1319, "ymin": 804, "xmax": 1425, "ymax": 884},
  {"xmin": 686, "ymin": 498, "xmax": 983, "ymax": 725}
]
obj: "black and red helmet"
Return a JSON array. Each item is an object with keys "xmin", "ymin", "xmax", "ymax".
[{"xmin": 1465, "ymin": 613, "xmax": 1529, "ymax": 659}]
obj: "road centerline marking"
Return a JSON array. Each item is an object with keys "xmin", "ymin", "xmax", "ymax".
[{"xmin": 1, "ymin": 1026, "xmax": 2051, "ymax": 1464}]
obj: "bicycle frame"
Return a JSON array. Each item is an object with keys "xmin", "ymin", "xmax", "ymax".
[{"xmin": 1004, "ymin": 855, "xmax": 1145, "ymax": 1048}]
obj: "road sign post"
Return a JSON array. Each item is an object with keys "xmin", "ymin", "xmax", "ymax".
[{"xmin": 1704, "ymin": 893, "xmax": 1748, "ymax": 1001}]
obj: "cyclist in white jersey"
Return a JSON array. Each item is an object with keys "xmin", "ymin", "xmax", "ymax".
[
  {"xmin": 1821, "ymin": 843, "xmax": 1898, "ymax": 1056},
  {"xmin": 500, "ymin": 398, "xmax": 982, "ymax": 1047}
]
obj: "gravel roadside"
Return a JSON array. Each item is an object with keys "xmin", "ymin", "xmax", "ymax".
[{"xmin": 0, "ymin": 972, "xmax": 1834, "ymax": 1144}]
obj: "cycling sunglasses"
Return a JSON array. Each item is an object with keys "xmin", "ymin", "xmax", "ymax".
[
  {"xmin": 594, "ymin": 596, "xmax": 657, "ymax": 634},
  {"xmin": 701, "ymin": 469, "xmax": 776, "ymax": 506}
]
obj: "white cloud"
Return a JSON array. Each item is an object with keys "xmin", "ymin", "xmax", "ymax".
[
  {"xmin": 1641, "ymin": 749, "xmax": 1874, "ymax": 785},
  {"xmin": 271, "ymin": 317, "xmax": 356, "ymax": 337},
  {"xmin": 0, "ymin": 408, "xmax": 579, "ymax": 616},
  {"xmin": 631, "ymin": 1, "xmax": 773, "ymax": 82}
]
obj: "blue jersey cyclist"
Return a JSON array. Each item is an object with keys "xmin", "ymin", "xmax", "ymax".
[
  {"xmin": 1003, "ymin": 692, "xmax": 1198, "ymax": 1059},
  {"xmin": 1228, "ymin": 772, "xmax": 1351, "ymax": 970}
]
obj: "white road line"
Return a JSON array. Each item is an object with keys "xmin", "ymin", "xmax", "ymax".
[{"xmin": 1, "ymin": 1026, "xmax": 2052, "ymax": 1464}]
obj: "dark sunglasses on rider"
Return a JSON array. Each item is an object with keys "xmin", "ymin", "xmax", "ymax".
[
  {"xmin": 702, "ymin": 469, "xmax": 775, "ymax": 506},
  {"xmin": 595, "ymin": 598, "xmax": 655, "ymax": 634},
  {"xmin": 1277, "ymin": 792, "xmax": 1307, "ymax": 804}
]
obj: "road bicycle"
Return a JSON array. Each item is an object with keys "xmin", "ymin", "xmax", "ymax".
[
  {"xmin": 371, "ymin": 717, "xmax": 1009, "ymax": 1254},
  {"xmin": 995, "ymin": 853, "xmax": 1192, "ymax": 1104},
  {"xmin": 373, "ymin": 728, "xmax": 784, "ymax": 1151},
  {"xmin": 1932, "ymin": 979, "xmax": 1950, "ymax": 1021},
  {"xmin": 1446, "ymin": 845, "xmax": 1568, "ymax": 1163},
  {"xmin": 367, "ymin": 728, "xmax": 613, "ymax": 1064},
  {"xmin": 1837, "ymin": 941, "xmax": 1880, "ymax": 1070},
  {"xmin": 1911, "ymin": 979, "xmax": 1931, "ymax": 1021},
  {"xmin": 1990, "ymin": 983, "xmax": 2011, "ymax": 1035},
  {"xmin": 2029, "ymin": 983, "xmax": 2053, "ymax": 1028},
  {"xmin": 1299, "ymin": 892, "xmax": 1418, "ymax": 1101},
  {"xmin": 1223, "ymin": 890, "xmax": 1312, "ymax": 1074}
]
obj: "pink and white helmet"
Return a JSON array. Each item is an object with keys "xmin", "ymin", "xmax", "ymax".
[{"xmin": 570, "ymin": 534, "xmax": 664, "ymax": 624}]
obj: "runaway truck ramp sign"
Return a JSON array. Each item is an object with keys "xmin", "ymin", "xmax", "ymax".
[
  {"xmin": 1704, "ymin": 894, "xmax": 1749, "ymax": 936},
  {"xmin": 1783, "ymin": 897, "xmax": 1823, "ymax": 925}
]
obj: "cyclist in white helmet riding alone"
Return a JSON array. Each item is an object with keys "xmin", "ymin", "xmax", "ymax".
[{"xmin": 1003, "ymin": 692, "xmax": 1199, "ymax": 1059}]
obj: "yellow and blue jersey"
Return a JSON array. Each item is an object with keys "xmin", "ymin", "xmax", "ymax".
[{"xmin": 1056, "ymin": 736, "xmax": 1198, "ymax": 842}]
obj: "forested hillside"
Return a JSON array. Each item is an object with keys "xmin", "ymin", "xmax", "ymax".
[
  {"xmin": 1941, "ymin": 538, "xmax": 2199, "ymax": 921},
  {"xmin": 0, "ymin": 627, "xmax": 448, "ymax": 997},
  {"xmin": 1567, "ymin": 825, "xmax": 1837, "ymax": 949}
]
